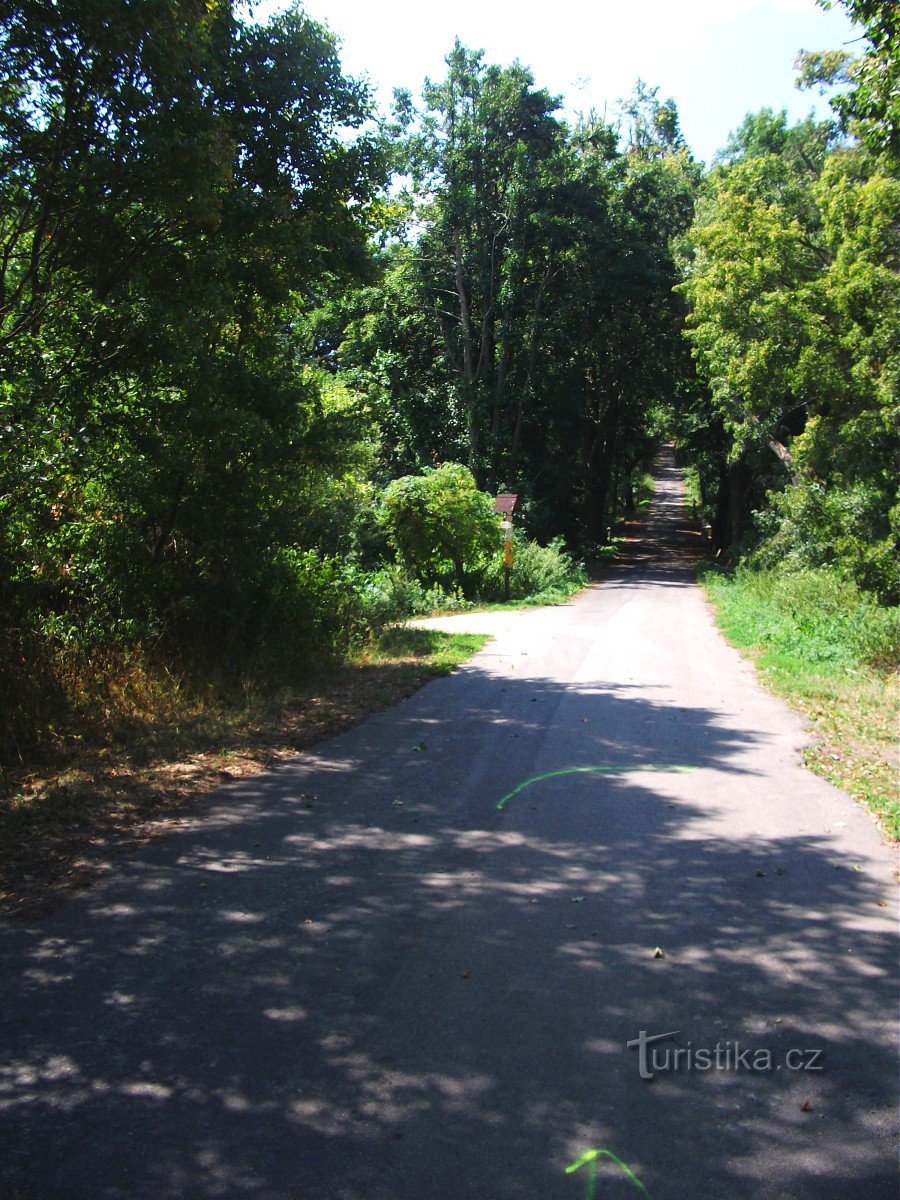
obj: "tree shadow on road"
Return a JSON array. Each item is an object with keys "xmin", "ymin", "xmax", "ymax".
[{"xmin": 0, "ymin": 662, "xmax": 895, "ymax": 1199}]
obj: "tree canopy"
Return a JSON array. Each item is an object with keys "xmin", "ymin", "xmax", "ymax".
[{"xmin": 1, "ymin": 4, "xmax": 896, "ymax": 770}]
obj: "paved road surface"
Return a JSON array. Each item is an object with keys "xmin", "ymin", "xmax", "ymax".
[{"xmin": 1, "ymin": 451, "xmax": 897, "ymax": 1199}]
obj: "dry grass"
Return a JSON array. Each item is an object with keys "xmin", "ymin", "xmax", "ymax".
[
  {"xmin": 785, "ymin": 668, "xmax": 898, "ymax": 837},
  {"xmin": 0, "ymin": 627, "xmax": 486, "ymax": 918}
]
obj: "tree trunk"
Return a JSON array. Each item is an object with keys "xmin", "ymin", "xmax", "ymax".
[
  {"xmin": 712, "ymin": 457, "xmax": 753, "ymax": 551},
  {"xmin": 581, "ymin": 396, "xmax": 620, "ymax": 544},
  {"xmin": 509, "ymin": 251, "xmax": 555, "ymax": 479},
  {"xmin": 452, "ymin": 230, "xmax": 479, "ymax": 472},
  {"xmin": 768, "ymin": 437, "xmax": 798, "ymax": 483}
]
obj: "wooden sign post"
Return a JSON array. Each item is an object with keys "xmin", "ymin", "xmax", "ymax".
[{"xmin": 493, "ymin": 493, "xmax": 520, "ymax": 603}]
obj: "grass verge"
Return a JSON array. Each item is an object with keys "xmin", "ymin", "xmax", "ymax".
[
  {"xmin": 699, "ymin": 563, "xmax": 899, "ymax": 839},
  {"xmin": 0, "ymin": 627, "xmax": 487, "ymax": 917}
]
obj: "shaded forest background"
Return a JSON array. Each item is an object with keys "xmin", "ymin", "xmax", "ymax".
[{"xmin": 0, "ymin": 0, "xmax": 896, "ymax": 776}]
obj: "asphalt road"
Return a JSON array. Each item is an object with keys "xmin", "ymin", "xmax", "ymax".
[{"xmin": 1, "ymin": 450, "xmax": 897, "ymax": 1200}]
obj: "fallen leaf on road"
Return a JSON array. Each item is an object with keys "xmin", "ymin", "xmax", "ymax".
[
  {"xmin": 460, "ymin": 971, "xmax": 471, "ymax": 980},
  {"xmin": 800, "ymin": 1100, "xmax": 812, "ymax": 1113}
]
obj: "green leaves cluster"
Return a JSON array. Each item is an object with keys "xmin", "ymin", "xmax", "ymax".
[
  {"xmin": 797, "ymin": 1, "xmax": 899, "ymax": 159},
  {"xmin": 380, "ymin": 463, "xmax": 498, "ymax": 598},
  {"xmin": 0, "ymin": 1, "xmax": 386, "ymax": 761},
  {"xmin": 334, "ymin": 48, "xmax": 698, "ymax": 548},
  {"xmin": 680, "ymin": 103, "xmax": 898, "ymax": 598},
  {"xmin": 0, "ymin": 0, "xmax": 382, "ymax": 644}
]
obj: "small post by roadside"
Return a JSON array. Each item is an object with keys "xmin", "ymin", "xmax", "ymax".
[{"xmin": 493, "ymin": 492, "xmax": 520, "ymax": 603}]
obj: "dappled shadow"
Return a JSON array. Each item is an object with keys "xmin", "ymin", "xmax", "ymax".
[
  {"xmin": 0, "ymin": 449, "xmax": 895, "ymax": 1199},
  {"xmin": 600, "ymin": 445, "xmax": 706, "ymax": 591},
  {"xmin": 0, "ymin": 664, "xmax": 895, "ymax": 1199},
  {"xmin": 0, "ymin": 625, "xmax": 472, "ymax": 918}
]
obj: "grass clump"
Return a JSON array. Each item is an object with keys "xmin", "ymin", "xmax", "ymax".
[{"xmin": 700, "ymin": 563, "xmax": 899, "ymax": 837}]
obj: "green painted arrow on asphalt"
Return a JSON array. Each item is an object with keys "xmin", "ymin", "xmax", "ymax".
[
  {"xmin": 496, "ymin": 764, "xmax": 698, "ymax": 811},
  {"xmin": 565, "ymin": 1147, "xmax": 650, "ymax": 1199}
]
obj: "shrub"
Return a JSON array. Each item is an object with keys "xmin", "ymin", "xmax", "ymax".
[
  {"xmin": 752, "ymin": 480, "xmax": 899, "ymax": 603},
  {"xmin": 361, "ymin": 566, "xmax": 470, "ymax": 624},
  {"xmin": 507, "ymin": 535, "xmax": 585, "ymax": 600},
  {"xmin": 379, "ymin": 464, "xmax": 499, "ymax": 599},
  {"xmin": 479, "ymin": 534, "xmax": 586, "ymax": 602},
  {"xmin": 254, "ymin": 548, "xmax": 371, "ymax": 671}
]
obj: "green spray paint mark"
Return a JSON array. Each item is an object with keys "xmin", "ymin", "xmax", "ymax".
[
  {"xmin": 495, "ymin": 764, "xmax": 698, "ymax": 811},
  {"xmin": 565, "ymin": 1148, "xmax": 650, "ymax": 1199}
]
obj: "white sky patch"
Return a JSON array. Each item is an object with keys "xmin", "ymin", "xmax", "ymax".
[{"xmin": 249, "ymin": 0, "xmax": 858, "ymax": 162}]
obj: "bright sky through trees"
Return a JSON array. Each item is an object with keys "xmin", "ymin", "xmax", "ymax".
[{"xmin": 251, "ymin": 0, "xmax": 858, "ymax": 161}]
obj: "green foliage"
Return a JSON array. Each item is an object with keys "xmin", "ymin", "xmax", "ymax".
[
  {"xmin": 379, "ymin": 463, "xmax": 499, "ymax": 598},
  {"xmin": 0, "ymin": 1, "xmax": 387, "ymax": 768},
  {"xmin": 680, "ymin": 150, "xmax": 824, "ymax": 462},
  {"xmin": 798, "ymin": 1, "xmax": 900, "ymax": 159},
  {"xmin": 751, "ymin": 480, "xmax": 899, "ymax": 602},
  {"xmin": 703, "ymin": 564, "xmax": 898, "ymax": 670},
  {"xmin": 251, "ymin": 548, "xmax": 373, "ymax": 669},
  {"xmin": 330, "ymin": 52, "xmax": 700, "ymax": 551},
  {"xmin": 680, "ymin": 105, "xmax": 898, "ymax": 582},
  {"xmin": 504, "ymin": 535, "xmax": 586, "ymax": 602},
  {"xmin": 362, "ymin": 567, "xmax": 469, "ymax": 622},
  {"xmin": 372, "ymin": 460, "xmax": 587, "ymax": 611},
  {"xmin": 716, "ymin": 108, "xmax": 833, "ymax": 170}
]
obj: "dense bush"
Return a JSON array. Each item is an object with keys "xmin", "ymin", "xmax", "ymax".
[
  {"xmin": 361, "ymin": 567, "xmax": 468, "ymax": 624},
  {"xmin": 751, "ymin": 480, "xmax": 899, "ymax": 604},
  {"xmin": 487, "ymin": 535, "xmax": 587, "ymax": 602},
  {"xmin": 379, "ymin": 464, "xmax": 499, "ymax": 598},
  {"xmin": 703, "ymin": 564, "xmax": 899, "ymax": 671},
  {"xmin": 0, "ymin": 546, "xmax": 379, "ymax": 771},
  {"xmin": 376, "ymin": 465, "xmax": 587, "ymax": 608},
  {"xmin": 251, "ymin": 549, "xmax": 373, "ymax": 670}
]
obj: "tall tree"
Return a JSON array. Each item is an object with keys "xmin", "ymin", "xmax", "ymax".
[
  {"xmin": 394, "ymin": 41, "xmax": 564, "ymax": 483},
  {"xmin": 680, "ymin": 108, "xmax": 898, "ymax": 594},
  {"xmin": 796, "ymin": 0, "xmax": 899, "ymax": 160},
  {"xmin": 0, "ymin": 0, "xmax": 383, "ymax": 659}
]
